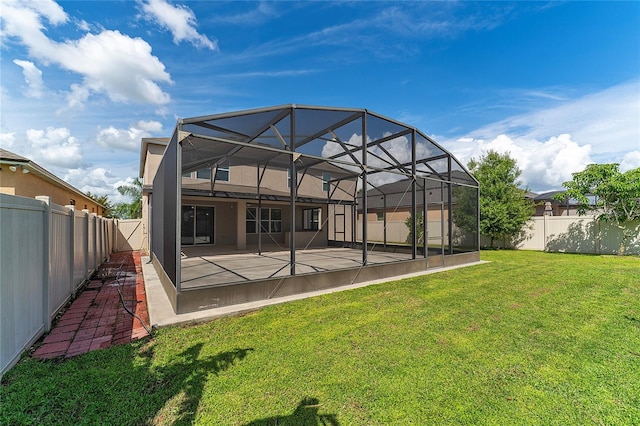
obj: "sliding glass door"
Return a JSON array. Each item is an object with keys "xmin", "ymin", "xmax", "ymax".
[{"xmin": 181, "ymin": 205, "xmax": 214, "ymax": 245}]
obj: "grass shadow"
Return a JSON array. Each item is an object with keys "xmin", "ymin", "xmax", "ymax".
[
  {"xmin": 149, "ymin": 344, "xmax": 254, "ymax": 424},
  {"xmin": 0, "ymin": 342, "xmax": 254, "ymax": 425},
  {"xmin": 243, "ymin": 397, "xmax": 339, "ymax": 426}
]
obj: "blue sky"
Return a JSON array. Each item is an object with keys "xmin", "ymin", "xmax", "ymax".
[{"xmin": 1, "ymin": 1, "xmax": 638, "ymax": 201}]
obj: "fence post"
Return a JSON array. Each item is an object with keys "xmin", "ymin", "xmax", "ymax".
[
  {"xmin": 65, "ymin": 205, "xmax": 76, "ymax": 296},
  {"xmin": 91, "ymin": 213, "xmax": 98, "ymax": 270},
  {"xmin": 35, "ymin": 196, "xmax": 52, "ymax": 332},
  {"xmin": 595, "ymin": 219, "xmax": 601, "ymax": 255},
  {"xmin": 543, "ymin": 214, "xmax": 548, "ymax": 251},
  {"xmin": 82, "ymin": 209, "xmax": 89, "ymax": 280}
]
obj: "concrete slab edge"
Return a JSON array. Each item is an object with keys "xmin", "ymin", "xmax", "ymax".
[{"xmin": 141, "ymin": 256, "xmax": 489, "ymax": 328}]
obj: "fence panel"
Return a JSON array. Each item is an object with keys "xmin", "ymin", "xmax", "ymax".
[
  {"xmin": 73, "ymin": 210, "xmax": 88, "ymax": 290},
  {"xmin": 87, "ymin": 215, "xmax": 96, "ymax": 275},
  {"xmin": 484, "ymin": 216, "xmax": 640, "ymax": 255},
  {"xmin": 115, "ymin": 219, "xmax": 144, "ymax": 252},
  {"xmin": 49, "ymin": 205, "xmax": 73, "ymax": 320},
  {"xmin": 0, "ymin": 195, "xmax": 46, "ymax": 377},
  {"xmin": 544, "ymin": 216, "xmax": 598, "ymax": 253},
  {"xmin": 1, "ymin": 194, "xmax": 117, "ymax": 378}
]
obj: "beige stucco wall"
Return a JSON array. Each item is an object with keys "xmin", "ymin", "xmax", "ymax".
[
  {"xmin": 183, "ymin": 165, "xmax": 356, "ymax": 201},
  {"xmin": 182, "ymin": 196, "xmax": 238, "ymax": 246},
  {"xmin": 0, "ymin": 168, "xmax": 103, "ymax": 215},
  {"xmin": 361, "ymin": 208, "xmax": 447, "ymax": 223},
  {"xmin": 143, "ymin": 144, "xmax": 166, "ymax": 187},
  {"xmin": 139, "ymin": 140, "xmax": 356, "ymax": 252},
  {"xmin": 140, "ymin": 142, "xmax": 168, "ymax": 252}
]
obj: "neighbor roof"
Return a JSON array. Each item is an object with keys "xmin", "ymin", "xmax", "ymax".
[{"xmin": 0, "ymin": 148, "xmax": 105, "ymax": 208}]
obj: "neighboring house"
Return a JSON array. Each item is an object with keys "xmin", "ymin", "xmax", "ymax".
[
  {"xmin": 0, "ymin": 148, "xmax": 106, "ymax": 215},
  {"xmin": 531, "ymin": 190, "xmax": 581, "ymax": 216}
]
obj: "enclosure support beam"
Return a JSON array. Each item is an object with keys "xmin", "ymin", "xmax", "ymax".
[
  {"xmin": 447, "ymin": 156, "xmax": 453, "ymax": 255},
  {"xmin": 383, "ymin": 194, "xmax": 387, "ymax": 249},
  {"xmin": 289, "ymin": 107, "xmax": 297, "ymax": 275},
  {"xmin": 361, "ymin": 113, "xmax": 368, "ymax": 266},
  {"xmin": 441, "ymin": 181, "xmax": 445, "ymax": 265},
  {"xmin": 411, "ymin": 130, "xmax": 417, "ymax": 260},
  {"xmin": 176, "ymin": 132, "xmax": 183, "ymax": 292},
  {"xmin": 257, "ymin": 164, "xmax": 262, "ymax": 255},
  {"xmin": 423, "ymin": 178, "xmax": 428, "ymax": 260}
]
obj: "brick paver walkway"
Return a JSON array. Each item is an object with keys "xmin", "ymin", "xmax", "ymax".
[{"xmin": 32, "ymin": 251, "xmax": 150, "ymax": 359}]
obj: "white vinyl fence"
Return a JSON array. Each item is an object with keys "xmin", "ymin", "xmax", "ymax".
[
  {"xmin": 361, "ymin": 216, "xmax": 640, "ymax": 255},
  {"xmin": 495, "ymin": 215, "xmax": 640, "ymax": 255},
  {"xmin": 115, "ymin": 219, "xmax": 144, "ymax": 252},
  {"xmin": 1, "ymin": 194, "xmax": 115, "ymax": 378}
]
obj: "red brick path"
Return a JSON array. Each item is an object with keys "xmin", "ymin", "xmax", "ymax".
[{"xmin": 32, "ymin": 251, "xmax": 150, "ymax": 359}]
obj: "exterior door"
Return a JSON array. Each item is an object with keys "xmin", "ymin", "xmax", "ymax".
[{"xmin": 181, "ymin": 205, "xmax": 214, "ymax": 245}]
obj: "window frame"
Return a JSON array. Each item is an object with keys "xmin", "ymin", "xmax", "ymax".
[
  {"xmin": 246, "ymin": 207, "xmax": 282, "ymax": 234},
  {"xmin": 302, "ymin": 207, "xmax": 321, "ymax": 231}
]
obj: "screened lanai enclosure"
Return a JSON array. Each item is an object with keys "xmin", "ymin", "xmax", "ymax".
[{"xmin": 150, "ymin": 105, "xmax": 479, "ymax": 313}]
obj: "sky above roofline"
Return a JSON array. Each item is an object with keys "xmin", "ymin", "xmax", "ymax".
[{"xmin": 1, "ymin": 0, "xmax": 638, "ymax": 201}]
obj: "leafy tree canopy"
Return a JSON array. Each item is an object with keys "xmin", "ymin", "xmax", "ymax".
[
  {"xmin": 114, "ymin": 178, "xmax": 143, "ymax": 219},
  {"xmin": 556, "ymin": 163, "xmax": 640, "ymax": 254},
  {"xmin": 85, "ymin": 191, "xmax": 115, "ymax": 218},
  {"xmin": 469, "ymin": 150, "xmax": 534, "ymax": 247}
]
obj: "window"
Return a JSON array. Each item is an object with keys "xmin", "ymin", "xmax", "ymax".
[
  {"xmin": 303, "ymin": 208, "xmax": 321, "ymax": 231},
  {"xmin": 246, "ymin": 207, "xmax": 282, "ymax": 234},
  {"xmin": 287, "ymin": 169, "xmax": 291, "ymax": 188},
  {"xmin": 322, "ymin": 173, "xmax": 331, "ymax": 192},
  {"xmin": 376, "ymin": 211, "xmax": 384, "ymax": 221},
  {"xmin": 196, "ymin": 168, "xmax": 211, "ymax": 180},
  {"xmin": 186, "ymin": 164, "xmax": 230, "ymax": 182},
  {"xmin": 215, "ymin": 166, "xmax": 230, "ymax": 182}
]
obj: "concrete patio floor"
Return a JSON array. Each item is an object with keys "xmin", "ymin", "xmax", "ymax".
[
  {"xmin": 180, "ymin": 247, "xmax": 415, "ymax": 289},
  {"xmin": 144, "ymin": 250, "xmax": 487, "ymax": 328}
]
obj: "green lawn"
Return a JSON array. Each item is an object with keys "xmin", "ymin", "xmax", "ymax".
[{"xmin": 2, "ymin": 251, "xmax": 639, "ymax": 425}]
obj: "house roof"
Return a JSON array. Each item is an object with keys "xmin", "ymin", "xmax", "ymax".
[
  {"xmin": 357, "ymin": 176, "xmax": 471, "ymax": 211},
  {"xmin": 0, "ymin": 148, "xmax": 105, "ymax": 208}
]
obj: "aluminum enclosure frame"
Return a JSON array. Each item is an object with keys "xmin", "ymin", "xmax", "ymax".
[{"xmin": 150, "ymin": 105, "xmax": 479, "ymax": 313}]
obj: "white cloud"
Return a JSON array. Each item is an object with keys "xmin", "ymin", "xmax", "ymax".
[
  {"xmin": 620, "ymin": 151, "xmax": 640, "ymax": 172},
  {"xmin": 1, "ymin": 1, "xmax": 172, "ymax": 109},
  {"xmin": 12, "ymin": 59, "xmax": 45, "ymax": 98},
  {"xmin": 440, "ymin": 80, "xmax": 640, "ymax": 192},
  {"xmin": 137, "ymin": 120, "xmax": 163, "ymax": 132},
  {"xmin": 140, "ymin": 0, "xmax": 218, "ymax": 50},
  {"xmin": 467, "ymin": 80, "xmax": 640, "ymax": 155},
  {"xmin": 64, "ymin": 167, "xmax": 121, "ymax": 199},
  {"xmin": 27, "ymin": 0, "xmax": 68, "ymax": 25},
  {"xmin": 25, "ymin": 127, "xmax": 83, "ymax": 168},
  {"xmin": 0, "ymin": 132, "xmax": 16, "ymax": 149},
  {"xmin": 96, "ymin": 121, "xmax": 163, "ymax": 151},
  {"xmin": 445, "ymin": 133, "xmax": 593, "ymax": 191},
  {"xmin": 210, "ymin": 2, "xmax": 278, "ymax": 26},
  {"xmin": 63, "ymin": 168, "xmax": 139, "ymax": 203}
]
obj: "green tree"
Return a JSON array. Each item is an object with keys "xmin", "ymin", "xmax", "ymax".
[
  {"xmin": 404, "ymin": 212, "xmax": 424, "ymax": 245},
  {"xmin": 556, "ymin": 163, "xmax": 640, "ymax": 255},
  {"xmin": 451, "ymin": 184, "xmax": 479, "ymax": 249},
  {"xmin": 86, "ymin": 191, "xmax": 115, "ymax": 218},
  {"xmin": 114, "ymin": 178, "xmax": 142, "ymax": 219},
  {"xmin": 469, "ymin": 151, "xmax": 534, "ymax": 247}
]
